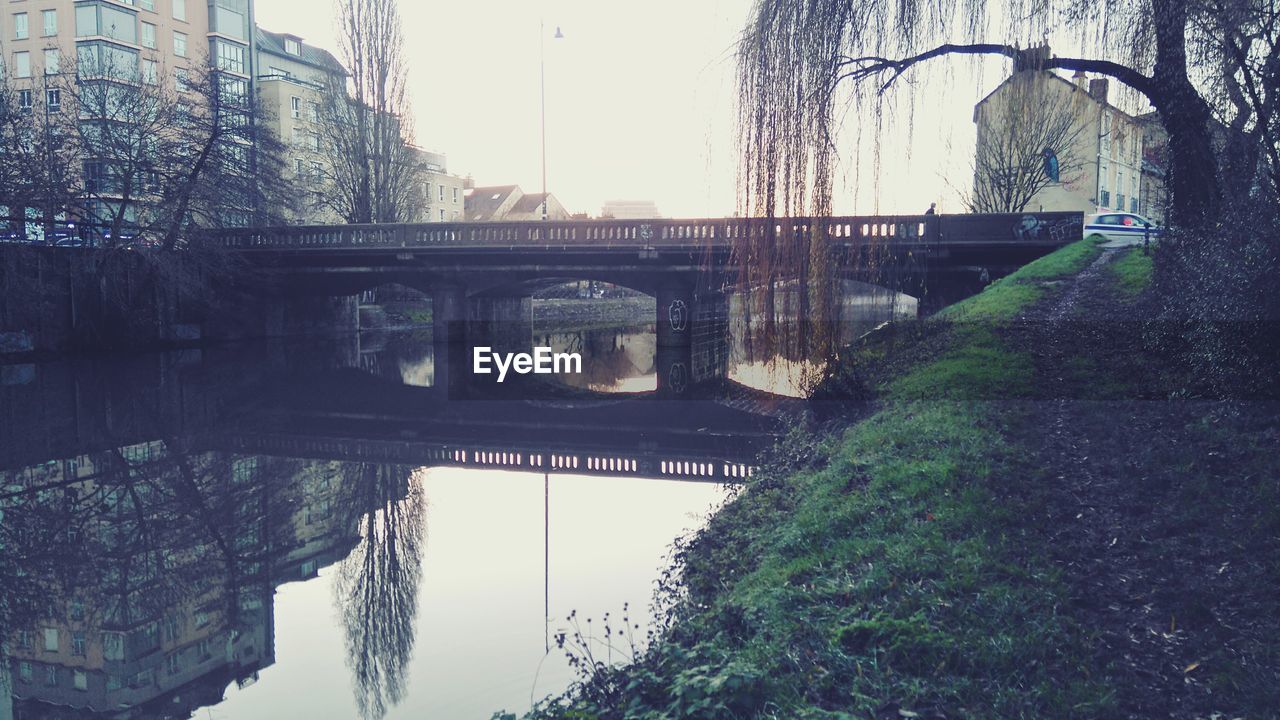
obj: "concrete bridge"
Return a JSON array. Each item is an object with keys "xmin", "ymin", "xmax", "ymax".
[{"xmin": 202, "ymin": 212, "xmax": 1081, "ymax": 390}]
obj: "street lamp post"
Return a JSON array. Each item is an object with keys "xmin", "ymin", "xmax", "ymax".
[{"xmin": 540, "ymin": 22, "xmax": 563, "ymax": 222}]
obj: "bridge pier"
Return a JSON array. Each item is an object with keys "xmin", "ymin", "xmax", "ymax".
[
  {"xmin": 432, "ymin": 286, "xmax": 467, "ymax": 344},
  {"xmin": 468, "ymin": 294, "xmax": 534, "ymax": 355}
]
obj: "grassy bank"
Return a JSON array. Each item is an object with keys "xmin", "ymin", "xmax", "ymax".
[
  {"xmin": 502, "ymin": 240, "xmax": 1106, "ymax": 718},
  {"xmin": 506, "ymin": 239, "xmax": 1279, "ymax": 718}
]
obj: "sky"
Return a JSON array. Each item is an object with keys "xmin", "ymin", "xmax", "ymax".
[{"xmin": 251, "ymin": 0, "xmax": 1104, "ymax": 218}]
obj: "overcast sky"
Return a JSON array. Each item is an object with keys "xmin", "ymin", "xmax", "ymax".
[{"xmin": 253, "ymin": 1, "xmax": 1091, "ymax": 218}]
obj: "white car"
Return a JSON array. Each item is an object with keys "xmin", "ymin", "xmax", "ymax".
[{"xmin": 1084, "ymin": 212, "xmax": 1161, "ymax": 244}]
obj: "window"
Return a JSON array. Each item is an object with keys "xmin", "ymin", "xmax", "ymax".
[
  {"xmin": 174, "ymin": 31, "xmax": 187, "ymax": 57},
  {"xmin": 175, "ymin": 67, "xmax": 189, "ymax": 92},
  {"xmin": 173, "ymin": 0, "xmax": 186, "ymax": 22},
  {"xmin": 72, "ymin": 632, "xmax": 86, "ymax": 656},
  {"xmin": 74, "ymin": 670, "xmax": 88, "ymax": 691},
  {"xmin": 141, "ymin": 21, "xmax": 155, "ymax": 48},
  {"xmin": 141, "ymin": 0, "xmax": 155, "ymax": 10},
  {"xmin": 308, "ymin": 133, "xmax": 320, "ymax": 151},
  {"xmin": 1130, "ymin": 198, "xmax": 1139, "ymax": 213},
  {"xmin": 166, "ymin": 652, "xmax": 181, "ymax": 675},
  {"xmin": 46, "ymin": 88, "xmax": 60, "ymax": 112},
  {"xmin": 43, "ymin": 628, "xmax": 59, "ymax": 652},
  {"xmin": 45, "ymin": 49, "xmax": 60, "ymax": 75},
  {"xmin": 439, "ymin": 209, "xmax": 446, "ymax": 222},
  {"xmin": 16, "ymin": 89, "xmax": 31, "ymax": 111},
  {"xmin": 1116, "ymin": 193, "xmax": 1126, "ymax": 210},
  {"xmin": 438, "ymin": 185, "xmax": 445, "ymax": 202},
  {"xmin": 214, "ymin": 0, "xmax": 246, "ymax": 40},
  {"xmin": 76, "ymin": 5, "xmax": 97, "ymax": 36},
  {"xmin": 99, "ymin": 6, "xmax": 136, "ymax": 43},
  {"xmin": 18, "ymin": 631, "xmax": 32, "ymax": 649},
  {"xmin": 285, "ymin": 38, "xmax": 301, "ymax": 55},
  {"xmin": 309, "ymin": 101, "xmax": 319, "ymax": 122},
  {"xmin": 291, "ymin": 96, "xmax": 301, "ymax": 119},
  {"xmin": 291, "ymin": 127, "xmax": 301, "ymax": 146},
  {"xmin": 1099, "ymin": 190, "xmax": 1111, "ymax": 207},
  {"xmin": 311, "ymin": 161, "xmax": 323, "ymax": 180},
  {"xmin": 142, "ymin": 58, "xmax": 157, "ymax": 84},
  {"xmin": 19, "ymin": 662, "xmax": 33, "ymax": 683},
  {"xmin": 14, "ymin": 12, "xmax": 29, "ymax": 40},
  {"xmin": 42, "ymin": 9, "xmax": 57, "ymax": 36},
  {"xmin": 216, "ymin": 41, "xmax": 244, "ymax": 73},
  {"xmin": 45, "ymin": 665, "xmax": 57, "ymax": 686},
  {"xmin": 453, "ymin": 187, "xmax": 459, "ymax": 203},
  {"xmin": 14, "ymin": 51, "xmax": 31, "ymax": 78}
]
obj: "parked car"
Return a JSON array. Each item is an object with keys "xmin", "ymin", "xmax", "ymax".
[{"xmin": 1084, "ymin": 212, "xmax": 1161, "ymax": 243}]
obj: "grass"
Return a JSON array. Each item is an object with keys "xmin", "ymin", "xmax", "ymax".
[
  {"xmin": 1107, "ymin": 247, "xmax": 1155, "ymax": 296},
  {"xmin": 508, "ymin": 239, "xmax": 1118, "ymax": 719},
  {"xmin": 508, "ymin": 236, "xmax": 1280, "ymax": 719},
  {"xmin": 939, "ymin": 237, "xmax": 1104, "ymax": 323}
]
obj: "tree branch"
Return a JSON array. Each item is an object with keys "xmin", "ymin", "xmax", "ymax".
[{"xmin": 838, "ymin": 43, "xmax": 1156, "ymax": 98}]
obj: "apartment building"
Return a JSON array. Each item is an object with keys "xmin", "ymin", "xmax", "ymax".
[
  {"xmin": 413, "ymin": 149, "xmax": 468, "ymax": 222},
  {"xmin": 601, "ymin": 200, "xmax": 662, "ymax": 219},
  {"xmin": 974, "ymin": 65, "xmax": 1154, "ymax": 217},
  {"xmin": 254, "ymin": 26, "xmax": 345, "ymax": 224},
  {"xmin": 2, "ymin": 0, "xmax": 256, "ymax": 226}
]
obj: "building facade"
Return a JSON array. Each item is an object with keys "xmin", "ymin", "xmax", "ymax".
[
  {"xmin": 2, "ymin": 0, "xmax": 257, "ymax": 228},
  {"xmin": 974, "ymin": 68, "xmax": 1154, "ymax": 217},
  {"xmin": 601, "ymin": 200, "xmax": 662, "ymax": 219},
  {"xmin": 254, "ymin": 26, "xmax": 345, "ymax": 224},
  {"xmin": 413, "ymin": 149, "xmax": 468, "ymax": 223}
]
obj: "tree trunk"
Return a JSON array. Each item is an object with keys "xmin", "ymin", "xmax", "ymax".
[{"xmin": 1150, "ymin": 0, "xmax": 1221, "ymax": 226}]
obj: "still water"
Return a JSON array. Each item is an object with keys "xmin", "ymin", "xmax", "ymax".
[
  {"xmin": 0, "ymin": 322, "xmax": 757, "ymax": 720},
  {"xmin": 0, "ymin": 284, "xmax": 910, "ymax": 719}
]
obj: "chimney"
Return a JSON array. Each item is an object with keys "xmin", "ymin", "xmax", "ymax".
[
  {"xmin": 1089, "ymin": 78, "xmax": 1110, "ymax": 104},
  {"xmin": 1072, "ymin": 70, "xmax": 1088, "ymax": 90},
  {"xmin": 1013, "ymin": 42, "xmax": 1051, "ymax": 72}
]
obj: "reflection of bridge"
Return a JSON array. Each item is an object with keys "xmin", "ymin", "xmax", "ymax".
[
  {"xmin": 208, "ymin": 368, "xmax": 790, "ymax": 482},
  {"xmin": 205, "ymin": 212, "xmax": 1080, "ymax": 390},
  {"xmin": 0, "ymin": 340, "xmax": 790, "ymax": 482}
]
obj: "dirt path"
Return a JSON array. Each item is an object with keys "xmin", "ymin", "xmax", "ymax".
[{"xmin": 1009, "ymin": 249, "xmax": 1280, "ymax": 718}]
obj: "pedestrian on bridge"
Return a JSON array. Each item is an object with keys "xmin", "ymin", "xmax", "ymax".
[{"xmin": 925, "ymin": 203, "xmax": 937, "ymax": 215}]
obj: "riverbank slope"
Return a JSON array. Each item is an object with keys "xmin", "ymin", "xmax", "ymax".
[{"xmin": 510, "ymin": 239, "xmax": 1280, "ymax": 719}]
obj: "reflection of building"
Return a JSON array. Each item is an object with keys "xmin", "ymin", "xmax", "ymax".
[
  {"xmin": 255, "ymin": 28, "xmax": 348, "ymax": 224},
  {"xmin": 465, "ymin": 185, "xmax": 570, "ymax": 222},
  {"xmin": 974, "ymin": 63, "xmax": 1151, "ymax": 215},
  {"xmin": 601, "ymin": 200, "xmax": 662, "ymax": 220},
  {"xmin": 0, "ymin": 445, "xmax": 370, "ymax": 719}
]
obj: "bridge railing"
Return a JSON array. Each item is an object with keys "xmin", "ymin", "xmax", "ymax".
[
  {"xmin": 200, "ymin": 212, "xmax": 1081, "ymax": 251},
  {"xmin": 202, "ymin": 215, "xmax": 945, "ymax": 250}
]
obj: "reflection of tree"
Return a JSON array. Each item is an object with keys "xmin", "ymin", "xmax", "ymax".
[{"xmin": 334, "ymin": 464, "xmax": 426, "ymax": 720}]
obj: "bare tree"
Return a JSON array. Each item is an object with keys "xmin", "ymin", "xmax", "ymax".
[
  {"xmin": 968, "ymin": 73, "xmax": 1089, "ymax": 213},
  {"xmin": 320, "ymin": 0, "xmax": 423, "ymax": 224},
  {"xmin": 736, "ymin": 0, "xmax": 1274, "ymax": 230},
  {"xmin": 0, "ymin": 56, "xmax": 81, "ymax": 240},
  {"xmin": 67, "ymin": 51, "xmax": 291, "ymax": 248}
]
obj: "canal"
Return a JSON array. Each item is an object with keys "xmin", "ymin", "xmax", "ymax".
[{"xmin": 0, "ymin": 288, "xmax": 909, "ymax": 719}]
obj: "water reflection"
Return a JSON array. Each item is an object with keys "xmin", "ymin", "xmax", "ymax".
[
  {"xmin": 0, "ymin": 331, "xmax": 751, "ymax": 719},
  {"xmin": 535, "ymin": 325, "xmax": 657, "ymax": 393},
  {"xmin": 336, "ymin": 465, "xmax": 426, "ymax": 720}
]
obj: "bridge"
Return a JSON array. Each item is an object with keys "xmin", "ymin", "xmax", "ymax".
[{"xmin": 201, "ymin": 212, "xmax": 1081, "ymax": 391}]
